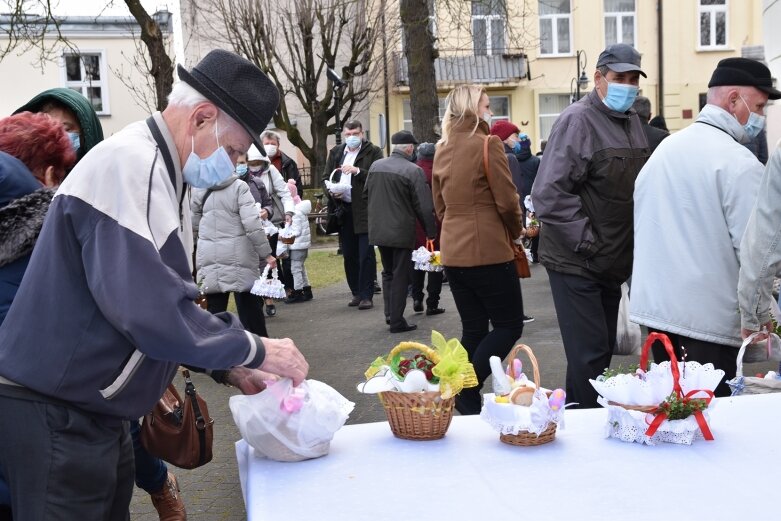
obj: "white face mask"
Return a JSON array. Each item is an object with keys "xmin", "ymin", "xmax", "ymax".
[
  {"xmin": 481, "ymin": 112, "xmax": 492, "ymax": 125},
  {"xmin": 264, "ymin": 144, "xmax": 278, "ymax": 157}
]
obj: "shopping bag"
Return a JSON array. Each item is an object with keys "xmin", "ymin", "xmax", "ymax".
[{"xmin": 614, "ymin": 283, "xmax": 641, "ymax": 356}]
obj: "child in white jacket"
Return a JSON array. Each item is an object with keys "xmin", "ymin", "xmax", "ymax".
[{"xmin": 284, "ymin": 179, "xmax": 312, "ymax": 303}]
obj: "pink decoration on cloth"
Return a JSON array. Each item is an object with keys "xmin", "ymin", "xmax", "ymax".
[
  {"xmin": 287, "ymin": 179, "xmax": 301, "ymax": 204},
  {"xmin": 281, "ymin": 388, "xmax": 306, "ymax": 413}
]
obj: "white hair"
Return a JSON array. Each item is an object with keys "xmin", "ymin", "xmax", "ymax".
[
  {"xmin": 167, "ymin": 81, "xmax": 243, "ymax": 138},
  {"xmin": 392, "ymin": 144, "xmax": 414, "ymax": 154},
  {"xmin": 706, "ymin": 85, "xmax": 758, "ymax": 106},
  {"xmin": 260, "ymin": 129, "xmax": 282, "ymax": 144}
]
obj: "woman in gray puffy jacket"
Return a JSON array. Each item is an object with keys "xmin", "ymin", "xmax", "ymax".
[{"xmin": 191, "ymin": 174, "xmax": 276, "ymax": 337}]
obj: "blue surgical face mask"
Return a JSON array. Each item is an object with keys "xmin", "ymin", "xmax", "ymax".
[
  {"xmin": 738, "ymin": 95, "xmax": 766, "ymax": 141},
  {"xmin": 236, "ymin": 163, "xmax": 248, "ymax": 176},
  {"xmin": 345, "ymin": 135, "xmax": 361, "ymax": 150},
  {"xmin": 512, "ymin": 141, "xmax": 522, "ymax": 154},
  {"xmin": 182, "ymin": 122, "xmax": 236, "ymax": 189},
  {"xmin": 601, "ymin": 78, "xmax": 639, "ymax": 113},
  {"xmin": 67, "ymin": 131, "xmax": 81, "ymax": 153}
]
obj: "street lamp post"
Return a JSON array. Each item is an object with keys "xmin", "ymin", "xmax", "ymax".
[
  {"xmin": 570, "ymin": 50, "xmax": 589, "ymax": 103},
  {"xmin": 327, "ymin": 67, "xmax": 346, "ymax": 145}
]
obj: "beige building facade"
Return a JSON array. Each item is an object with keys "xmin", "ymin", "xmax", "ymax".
[
  {"xmin": 371, "ymin": 0, "xmax": 767, "ymax": 149},
  {"xmin": 0, "ymin": 13, "xmax": 173, "ymax": 137}
]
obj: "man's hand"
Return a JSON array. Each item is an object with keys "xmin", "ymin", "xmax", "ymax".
[
  {"xmin": 258, "ymin": 337, "xmax": 309, "ymax": 386},
  {"xmin": 225, "ymin": 366, "xmax": 280, "ymax": 394},
  {"xmin": 741, "ymin": 320, "xmax": 774, "ymax": 340},
  {"xmin": 340, "ymin": 165, "xmax": 359, "ymax": 175},
  {"xmin": 265, "ymin": 255, "xmax": 277, "ymax": 269},
  {"xmin": 260, "ymin": 208, "xmax": 269, "ymax": 220}
]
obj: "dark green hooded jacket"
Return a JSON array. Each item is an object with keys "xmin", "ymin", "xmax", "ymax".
[{"xmin": 14, "ymin": 88, "xmax": 104, "ymax": 163}]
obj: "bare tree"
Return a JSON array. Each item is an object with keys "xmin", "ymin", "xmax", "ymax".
[
  {"xmin": 399, "ymin": 0, "xmax": 438, "ymax": 143},
  {"xmin": 122, "ymin": 0, "xmax": 174, "ymax": 111},
  {"xmin": 204, "ymin": 0, "xmax": 387, "ymax": 179},
  {"xmin": 0, "ymin": 0, "xmax": 69, "ymax": 67}
]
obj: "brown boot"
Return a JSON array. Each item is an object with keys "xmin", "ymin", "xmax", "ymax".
[{"xmin": 150, "ymin": 472, "xmax": 187, "ymax": 521}]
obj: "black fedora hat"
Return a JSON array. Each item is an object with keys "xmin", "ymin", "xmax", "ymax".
[
  {"xmin": 708, "ymin": 57, "xmax": 781, "ymax": 100},
  {"xmin": 177, "ymin": 49, "xmax": 280, "ymax": 151}
]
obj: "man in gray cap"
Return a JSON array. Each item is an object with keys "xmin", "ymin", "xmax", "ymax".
[
  {"xmin": 0, "ymin": 49, "xmax": 309, "ymax": 518},
  {"xmin": 631, "ymin": 57, "xmax": 781, "ymax": 397},
  {"xmin": 531, "ymin": 43, "xmax": 650, "ymax": 409},
  {"xmin": 365, "ymin": 130, "xmax": 437, "ymax": 332}
]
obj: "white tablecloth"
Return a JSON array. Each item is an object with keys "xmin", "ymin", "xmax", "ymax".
[{"xmin": 236, "ymin": 393, "xmax": 780, "ymax": 521}]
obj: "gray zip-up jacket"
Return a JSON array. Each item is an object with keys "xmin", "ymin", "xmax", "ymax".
[
  {"xmin": 192, "ymin": 176, "xmax": 272, "ymax": 294},
  {"xmin": 739, "ymin": 141, "xmax": 781, "ymax": 331},
  {"xmin": 365, "ymin": 150, "xmax": 437, "ymax": 249},
  {"xmin": 532, "ymin": 88, "xmax": 649, "ymax": 283}
]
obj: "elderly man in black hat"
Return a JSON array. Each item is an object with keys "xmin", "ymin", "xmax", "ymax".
[
  {"xmin": 531, "ymin": 43, "xmax": 650, "ymax": 409},
  {"xmin": 632, "ymin": 57, "xmax": 781, "ymax": 397},
  {"xmin": 365, "ymin": 130, "xmax": 437, "ymax": 333},
  {"xmin": 0, "ymin": 50, "xmax": 309, "ymax": 518}
]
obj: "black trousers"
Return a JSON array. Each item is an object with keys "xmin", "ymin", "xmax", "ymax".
[
  {"xmin": 648, "ymin": 329, "xmax": 738, "ymax": 397},
  {"xmin": 207, "ymin": 291, "xmax": 268, "ymax": 337},
  {"xmin": 339, "ymin": 207, "xmax": 375, "ymax": 300},
  {"xmin": 411, "ymin": 268, "xmax": 443, "ymax": 309},
  {"xmin": 378, "ymin": 246, "xmax": 412, "ymax": 328},
  {"xmin": 445, "ymin": 261, "xmax": 525, "ymax": 415},
  {"xmin": 547, "ymin": 269, "xmax": 621, "ymax": 409}
]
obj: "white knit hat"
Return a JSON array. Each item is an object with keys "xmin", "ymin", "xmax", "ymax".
[{"xmin": 247, "ymin": 144, "xmax": 269, "ymax": 162}]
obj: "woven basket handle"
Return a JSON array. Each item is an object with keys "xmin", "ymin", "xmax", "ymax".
[
  {"xmin": 386, "ymin": 341, "xmax": 441, "ymax": 364},
  {"xmin": 640, "ymin": 332, "xmax": 682, "ymax": 396},
  {"xmin": 506, "ymin": 343, "xmax": 541, "ymax": 388},
  {"xmin": 328, "ymin": 168, "xmax": 342, "ymax": 183}
]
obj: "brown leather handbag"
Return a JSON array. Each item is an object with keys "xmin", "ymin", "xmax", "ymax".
[
  {"xmin": 482, "ymin": 136, "xmax": 531, "ymax": 279},
  {"xmin": 140, "ymin": 369, "xmax": 214, "ymax": 469}
]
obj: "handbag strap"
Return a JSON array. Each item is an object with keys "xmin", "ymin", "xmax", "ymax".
[
  {"xmin": 482, "ymin": 136, "xmax": 518, "ymax": 247},
  {"xmin": 182, "ymin": 370, "xmax": 210, "ymax": 466}
]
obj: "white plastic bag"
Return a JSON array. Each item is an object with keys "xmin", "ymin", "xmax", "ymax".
[
  {"xmin": 615, "ymin": 283, "xmax": 641, "ymax": 356},
  {"xmin": 229, "ymin": 379, "xmax": 354, "ymax": 462}
]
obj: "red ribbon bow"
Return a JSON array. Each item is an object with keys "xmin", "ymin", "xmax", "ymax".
[{"xmin": 645, "ymin": 389, "xmax": 714, "ymax": 440}]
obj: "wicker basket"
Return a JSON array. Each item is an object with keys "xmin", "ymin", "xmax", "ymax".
[
  {"xmin": 525, "ymin": 224, "xmax": 540, "ymax": 238},
  {"xmin": 496, "ymin": 344, "xmax": 557, "ymax": 447},
  {"xmin": 377, "ymin": 342, "xmax": 455, "ymax": 441},
  {"xmin": 280, "ymin": 235, "xmax": 296, "ymax": 245}
]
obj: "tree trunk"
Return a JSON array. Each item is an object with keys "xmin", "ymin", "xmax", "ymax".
[
  {"xmin": 124, "ymin": 0, "xmax": 174, "ymax": 111},
  {"xmin": 400, "ymin": 0, "xmax": 439, "ymax": 143}
]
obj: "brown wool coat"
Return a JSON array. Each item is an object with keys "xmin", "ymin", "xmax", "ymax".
[{"xmin": 432, "ymin": 118, "xmax": 523, "ymax": 267}]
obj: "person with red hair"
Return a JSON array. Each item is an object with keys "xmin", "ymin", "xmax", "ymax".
[{"xmin": 0, "ymin": 111, "xmax": 75, "ymax": 187}]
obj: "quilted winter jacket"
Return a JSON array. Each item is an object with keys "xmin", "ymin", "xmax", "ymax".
[
  {"xmin": 289, "ymin": 199, "xmax": 312, "ymax": 251},
  {"xmin": 192, "ymin": 176, "xmax": 272, "ymax": 294}
]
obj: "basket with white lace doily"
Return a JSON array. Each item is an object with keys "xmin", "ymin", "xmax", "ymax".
[
  {"xmin": 250, "ymin": 266, "xmax": 287, "ymax": 300},
  {"xmin": 411, "ymin": 240, "xmax": 443, "ymax": 272},
  {"xmin": 590, "ymin": 332, "xmax": 724, "ymax": 445},
  {"xmin": 480, "ymin": 344, "xmax": 567, "ymax": 446},
  {"xmin": 324, "ymin": 169, "xmax": 352, "ymax": 197}
]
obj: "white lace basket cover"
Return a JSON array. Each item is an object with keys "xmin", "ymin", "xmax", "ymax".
[
  {"xmin": 251, "ymin": 266, "xmax": 287, "ymax": 299},
  {"xmin": 481, "ymin": 391, "xmax": 564, "ymax": 436},
  {"xmin": 411, "ymin": 245, "xmax": 443, "ymax": 272},
  {"xmin": 589, "ymin": 332, "xmax": 723, "ymax": 445},
  {"xmin": 324, "ymin": 169, "xmax": 352, "ymax": 197}
]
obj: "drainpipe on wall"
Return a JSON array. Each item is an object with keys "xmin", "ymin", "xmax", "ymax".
[{"xmin": 657, "ymin": 0, "xmax": 664, "ymax": 118}]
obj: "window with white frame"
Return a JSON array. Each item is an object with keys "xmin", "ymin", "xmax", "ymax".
[
  {"xmin": 698, "ymin": 0, "xmax": 727, "ymax": 49},
  {"xmin": 539, "ymin": 0, "xmax": 571, "ymax": 56},
  {"xmin": 604, "ymin": 0, "xmax": 635, "ymax": 47},
  {"xmin": 402, "ymin": 96, "xmax": 510, "ymax": 130},
  {"xmin": 401, "ymin": 0, "xmax": 437, "ymax": 52},
  {"xmin": 538, "ymin": 93, "xmax": 570, "ymax": 141},
  {"xmin": 472, "ymin": 0, "xmax": 506, "ymax": 56},
  {"xmin": 62, "ymin": 51, "xmax": 109, "ymax": 114}
]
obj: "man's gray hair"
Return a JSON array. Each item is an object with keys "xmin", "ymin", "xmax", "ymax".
[
  {"xmin": 167, "ymin": 81, "xmax": 242, "ymax": 137},
  {"xmin": 392, "ymin": 144, "xmax": 414, "ymax": 154},
  {"xmin": 632, "ymin": 96, "xmax": 652, "ymax": 121},
  {"xmin": 597, "ymin": 65, "xmax": 610, "ymax": 77},
  {"xmin": 260, "ymin": 129, "xmax": 282, "ymax": 144}
]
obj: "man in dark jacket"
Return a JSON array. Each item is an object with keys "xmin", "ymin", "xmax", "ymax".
[
  {"xmin": 261, "ymin": 130, "xmax": 303, "ymax": 195},
  {"xmin": 532, "ymin": 43, "xmax": 650, "ymax": 409},
  {"xmin": 515, "ymin": 133, "xmax": 541, "ymax": 264},
  {"xmin": 324, "ymin": 120, "xmax": 384, "ymax": 309},
  {"xmin": 632, "ymin": 96, "xmax": 669, "ymax": 153},
  {"xmin": 365, "ymin": 131, "xmax": 436, "ymax": 333}
]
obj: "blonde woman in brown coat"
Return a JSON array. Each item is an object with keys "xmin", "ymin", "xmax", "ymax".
[{"xmin": 432, "ymin": 85, "xmax": 526, "ymax": 415}]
